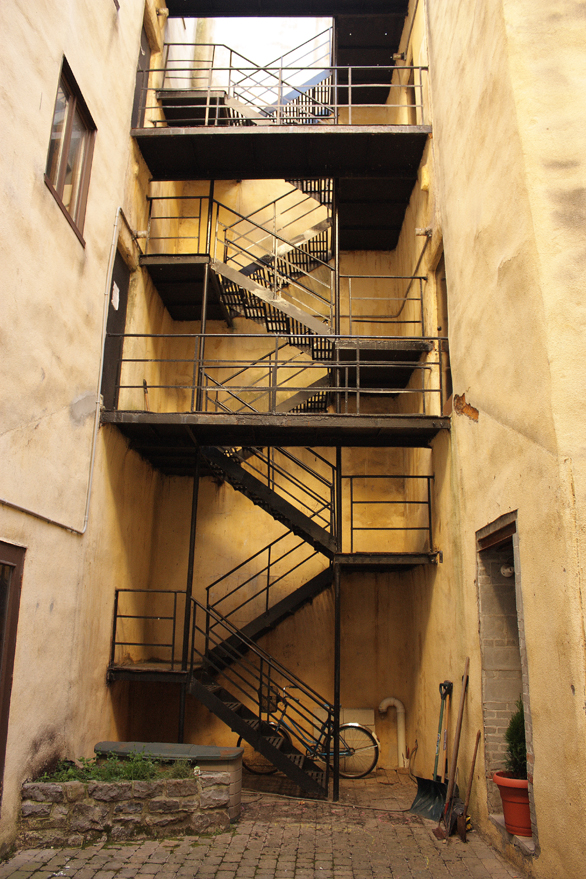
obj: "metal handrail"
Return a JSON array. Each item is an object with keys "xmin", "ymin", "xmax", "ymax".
[
  {"xmin": 234, "ymin": 446, "xmax": 335, "ymax": 533},
  {"xmin": 110, "ymin": 333, "xmax": 449, "ymax": 417},
  {"xmin": 110, "ymin": 589, "xmax": 184, "ymax": 670},
  {"xmin": 205, "ymin": 534, "xmax": 322, "ymax": 640},
  {"xmin": 191, "ymin": 595, "xmax": 333, "ymax": 713},
  {"xmin": 134, "ymin": 59, "xmax": 429, "ymax": 129},
  {"xmin": 205, "ymin": 361, "xmax": 327, "ymax": 417},
  {"xmin": 342, "ymin": 474, "xmax": 434, "ymax": 553}
]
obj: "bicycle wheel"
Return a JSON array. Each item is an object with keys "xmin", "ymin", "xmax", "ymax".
[
  {"xmin": 237, "ymin": 725, "xmax": 291, "ymax": 775},
  {"xmin": 338, "ymin": 723, "xmax": 379, "ymax": 778}
]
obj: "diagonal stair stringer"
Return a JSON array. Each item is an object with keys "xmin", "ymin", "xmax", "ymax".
[
  {"xmin": 207, "ymin": 566, "xmax": 333, "ymax": 671},
  {"xmin": 210, "ymin": 259, "xmax": 330, "ymax": 336},
  {"xmin": 201, "ymin": 447, "xmax": 336, "ymax": 557},
  {"xmin": 188, "ymin": 675, "xmax": 327, "ymax": 797}
]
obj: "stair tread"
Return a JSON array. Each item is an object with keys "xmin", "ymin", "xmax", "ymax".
[
  {"xmin": 188, "ymin": 671, "xmax": 328, "ymax": 797},
  {"xmin": 201, "ymin": 448, "xmax": 336, "ymax": 556}
]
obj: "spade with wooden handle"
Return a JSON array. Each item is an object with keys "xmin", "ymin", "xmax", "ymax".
[{"xmin": 434, "ymin": 656, "xmax": 469, "ymax": 839}]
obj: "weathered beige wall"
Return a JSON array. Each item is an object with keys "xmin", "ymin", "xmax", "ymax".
[
  {"xmin": 0, "ymin": 0, "xmax": 168, "ymax": 850},
  {"xmin": 423, "ymin": 0, "xmax": 586, "ymax": 875},
  {"xmin": 5, "ymin": 1, "xmax": 585, "ymax": 873}
]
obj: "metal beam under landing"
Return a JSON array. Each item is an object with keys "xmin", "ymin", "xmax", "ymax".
[
  {"xmin": 132, "ymin": 126, "xmax": 430, "ymax": 183},
  {"xmin": 165, "ymin": 1, "xmax": 409, "ymax": 17},
  {"xmin": 102, "ymin": 412, "xmax": 449, "ymax": 475}
]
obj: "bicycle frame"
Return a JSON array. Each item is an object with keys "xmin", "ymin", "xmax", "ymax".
[{"xmin": 271, "ymin": 687, "xmax": 335, "ymax": 762}]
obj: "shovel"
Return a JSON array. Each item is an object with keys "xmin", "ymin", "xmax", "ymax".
[
  {"xmin": 434, "ymin": 657, "xmax": 470, "ymax": 839},
  {"xmin": 410, "ymin": 680, "xmax": 453, "ymax": 821}
]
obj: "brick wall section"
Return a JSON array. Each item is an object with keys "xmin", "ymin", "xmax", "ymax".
[
  {"xmin": 17, "ymin": 767, "xmax": 239, "ymax": 849},
  {"xmin": 477, "ymin": 544, "xmax": 522, "ymax": 813}
]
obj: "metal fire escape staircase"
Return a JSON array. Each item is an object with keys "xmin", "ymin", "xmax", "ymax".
[
  {"xmin": 209, "ymin": 186, "xmax": 334, "ymax": 341},
  {"xmin": 157, "ymin": 30, "xmax": 334, "ymax": 129},
  {"xmin": 189, "ymin": 599, "xmax": 333, "ymax": 797},
  {"xmin": 106, "ymin": 8, "xmax": 445, "ymax": 797},
  {"xmin": 109, "ymin": 442, "xmax": 337, "ymax": 795},
  {"xmin": 188, "ymin": 444, "xmax": 337, "ymax": 797}
]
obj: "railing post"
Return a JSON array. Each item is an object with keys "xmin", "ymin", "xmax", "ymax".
[
  {"xmin": 179, "ymin": 454, "xmax": 201, "ymax": 742},
  {"xmin": 194, "ymin": 182, "xmax": 215, "ymax": 412},
  {"xmin": 110, "ymin": 590, "xmax": 120, "ymax": 666},
  {"xmin": 145, "ymin": 196, "xmax": 153, "ymax": 256},
  {"xmin": 333, "ymin": 560, "xmax": 341, "ymax": 801},
  {"xmin": 438, "ymin": 340, "xmax": 444, "ymax": 416},
  {"xmin": 348, "ymin": 66, "xmax": 352, "ymax": 125},
  {"xmin": 171, "ymin": 592, "xmax": 178, "ymax": 671},
  {"xmin": 350, "ymin": 477, "xmax": 354, "ymax": 554},
  {"xmin": 427, "ymin": 476, "xmax": 434, "ymax": 552},
  {"xmin": 270, "ymin": 338, "xmax": 278, "ymax": 414},
  {"xmin": 205, "ymin": 588, "xmax": 211, "ymax": 656},
  {"xmin": 277, "ymin": 61, "xmax": 283, "ymax": 125},
  {"xmin": 266, "ymin": 544, "xmax": 272, "ymax": 614}
]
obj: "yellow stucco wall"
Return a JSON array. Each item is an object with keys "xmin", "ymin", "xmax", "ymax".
[
  {"xmin": 423, "ymin": 0, "xmax": 586, "ymax": 875},
  {"xmin": 2, "ymin": 1, "xmax": 585, "ymax": 874},
  {"xmin": 0, "ymin": 0, "xmax": 169, "ymax": 850}
]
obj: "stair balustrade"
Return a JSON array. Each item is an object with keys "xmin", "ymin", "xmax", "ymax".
[
  {"xmin": 189, "ymin": 597, "xmax": 333, "ymax": 797},
  {"xmin": 112, "ymin": 332, "xmax": 447, "ymax": 417},
  {"xmin": 132, "ymin": 33, "xmax": 427, "ymax": 129}
]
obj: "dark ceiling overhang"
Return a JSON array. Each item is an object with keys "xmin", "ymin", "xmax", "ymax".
[
  {"xmin": 133, "ymin": 125, "xmax": 429, "ymax": 181},
  {"xmin": 165, "ymin": 2, "xmax": 409, "ymax": 17}
]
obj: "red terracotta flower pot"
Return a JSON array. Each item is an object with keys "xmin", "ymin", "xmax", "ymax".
[{"xmin": 493, "ymin": 770, "xmax": 532, "ymax": 837}]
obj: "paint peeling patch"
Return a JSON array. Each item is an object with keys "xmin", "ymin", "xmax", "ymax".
[
  {"xmin": 69, "ymin": 392, "xmax": 97, "ymax": 426},
  {"xmin": 453, "ymin": 394, "xmax": 479, "ymax": 421}
]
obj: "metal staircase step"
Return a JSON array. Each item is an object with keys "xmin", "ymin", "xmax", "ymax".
[
  {"xmin": 206, "ymin": 566, "xmax": 333, "ymax": 671},
  {"xmin": 274, "ymin": 377, "xmax": 329, "ymax": 414},
  {"xmin": 188, "ymin": 675, "xmax": 327, "ymax": 797},
  {"xmin": 210, "ymin": 259, "xmax": 329, "ymax": 336},
  {"xmin": 287, "ymin": 754, "xmax": 306, "ymax": 769},
  {"xmin": 266, "ymin": 736, "xmax": 287, "ymax": 750},
  {"xmin": 286, "ymin": 179, "xmax": 333, "ymax": 207},
  {"xmin": 201, "ymin": 447, "xmax": 336, "ymax": 557}
]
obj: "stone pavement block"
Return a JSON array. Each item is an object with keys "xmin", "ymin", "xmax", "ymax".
[{"xmin": 5, "ymin": 782, "xmax": 523, "ymax": 879}]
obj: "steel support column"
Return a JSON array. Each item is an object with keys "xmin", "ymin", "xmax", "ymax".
[
  {"xmin": 179, "ymin": 452, "xmax": 200, "ymax": 743},
  {"xmin": 333, "ymin": 444, "xmax": 343, "ymax": 800},
  {"xmin": 195, "ymin": 181, "xmax": 215, "ymax": 412}
]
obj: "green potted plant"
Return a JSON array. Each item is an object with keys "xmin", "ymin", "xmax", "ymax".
[{"xmin": 493, "ymin": 697, "xmax": 531, "ymax": 837}]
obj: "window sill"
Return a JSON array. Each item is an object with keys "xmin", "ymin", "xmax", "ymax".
[
  {"xmin": 489, "ymin": 813, "xmax": 535, "ymax": 856},
  {"xmin": 44, "ymin": 174, "xmax": 86, "ymax": 247}
]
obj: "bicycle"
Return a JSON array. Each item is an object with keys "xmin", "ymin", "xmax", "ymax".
[{"xmin": 237, "ymin": 686, "xmax": 379, "ymax": 778}]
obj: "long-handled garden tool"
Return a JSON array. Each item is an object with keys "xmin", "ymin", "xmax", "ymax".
[
  {"xmin": 410, "ymin": 679, "xmax": 453, "ymax": 820},
  {"xmin": 433, "ymin": 657, "xmax": 470, "ymax": 839},
  {"xmin": 456, "ymin": 729, "xmax": 481, "ymax": 842}
]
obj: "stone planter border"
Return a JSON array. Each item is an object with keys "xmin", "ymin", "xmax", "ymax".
[{"xmin": 18, "ymin": 749, "xmax": 242, "ymax": 849}]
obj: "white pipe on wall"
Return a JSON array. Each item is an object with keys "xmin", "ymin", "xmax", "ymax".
[{"xmin": 378, "ymin": 697, "xmax": 407, "ymax": 768}]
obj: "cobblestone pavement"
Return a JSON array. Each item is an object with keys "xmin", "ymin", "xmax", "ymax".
[{"xmin": 0, "ymin": 787, "xmax": 523, "ymax": 879}]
